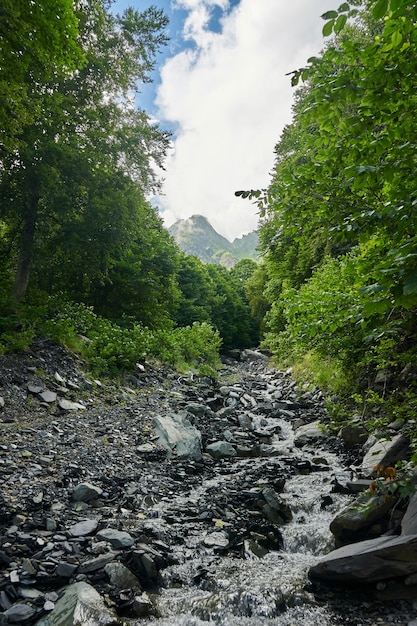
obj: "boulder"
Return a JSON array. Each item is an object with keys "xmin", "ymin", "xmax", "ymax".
[
  {"xmin": 96, "ymin": 528, "xmax": 134, "ymax": 549},
  {"xmin": 72, "ymin": 482, "xmax": 103, "ymax": 502},
  {"xmin": 361, "ymin": 434, "xmax": 410, "ymax": 477},
  {"xmin": 338, "ymin": 419, "xmax": 368, "ymax": 448},
  {"xmin": 35, "ymin": 582, "xmax": 120, "ymax": 625},
  {"xmin": 330, "ymin": 493, "xmax": 397, "ymax": 546},
  {"xmin": 402, "ymin": 492, "xmax": 417, "ymax": 535},
  {"xmin": 153, "ymin": 412, "xmax": 202, "ymax": 460},
  {"xmin": 294, "ymin": 421, "xmax": 327, "ymax": 448},
  {"xmin": 241, "ymin": 349, "xmax": 268, "ymax": 362},
  {"xmin": 309, "ymin": 534, "xmax": 417, "ymax": 583},
  {"xmin": 205, "ymin": 441, "xmax": 236, "ymax": 459}
]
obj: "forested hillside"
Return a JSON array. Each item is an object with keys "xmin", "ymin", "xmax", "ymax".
[
  {"xmin": 238, "ymin": 0, "xmax": 417, "ymax": 451},
  {"xmin": 0, "ymin": 0, "xmax": 259, "ymax": 374}
]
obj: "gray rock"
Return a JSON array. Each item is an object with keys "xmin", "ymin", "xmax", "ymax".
[
  {"xmin": 0, "ymin": 396, "xmax": 4, "ymax": 409},
  {"xmin": 330, "ymin": 493, "xmax": 397, "ymax": 545},
  {"xmin": 104, "ymin": 562, "xmax": 141, "ymax": 590},
  {"xmin": 361, "ymin": 433, "xmax": 410, "ymax": 477},
  {"xmin": 78, "ymin": 552, "xmax": 119, "ymax": 573},
  {"xmin": 131, "ymin": 593, "xmax": 155, "ymax": 617},
  {"xmin": 402, "ymin": 492, "xmax": 417, "ymax": 535},
  {"xmin": 69, "ymin": 519, "xmax": 98, "ymax": 537},
  {"xmin": 96, "ymin": 528, "xmax": 134, "ymax": 549},
  {"xmin": 206, "ymin": 441, "xmax": 236, "ymax": 459},
  {"xmin": 185, "ymin": 402, "xmax": 207, "ymax": 417},
  {"xmin": 294, "ymin": 421, "xmax": 327, "ymax": 447},
  {"xmin": 241, "ymin": 349, "xmax": 268, "ymax": 362},
  {"xmin": 338, "ymin": 420, "xmax": 368, "ymax": 448},
  {"xmin": 4, "ymin": 603, "xmax": 37, "ymax": 623},
  {"xmin": 309, "ymin": 534, "xmax": 417, "ymax": 583},
  {"xmin": 35, "ymin": 581, "xmax": 121, "ymax": 625},
  {"xmin": 153, "ymin": 412, "xmax": 202, "ymax": 460},
  {"xmin": 58, "ymin": 398, "xmax": 86, "ymax": 411},
  {"xmin": 38, "ymin": 390, "xmax": 57, "ymax": 404},
  {"xmin": 72, "ymin": 482, "xmax": 103, "ymax": 502},
  {"xmin": 55, "ymin": 561, "xmax": 78, "ymax": 578}
]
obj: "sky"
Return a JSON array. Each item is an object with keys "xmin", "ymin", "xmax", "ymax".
[{"xmin": 112, "ymin": 0, "xmax": 338, "ymax": 241}]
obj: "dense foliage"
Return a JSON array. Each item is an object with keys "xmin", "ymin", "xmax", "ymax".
[
  {"xmin": 0, "ymin": 0, "xmax": 259, "ymax": 376},
  {"xmin": 239, "ymin": 0, "xmax": 417, "ymax": 440}
]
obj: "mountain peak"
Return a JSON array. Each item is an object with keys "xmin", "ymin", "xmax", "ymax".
[{"xmin": 168, "ymin": 215, "xmax": 259, "ymax": 268}]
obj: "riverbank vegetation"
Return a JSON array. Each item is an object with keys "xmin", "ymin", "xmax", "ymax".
[{"xmin": 239, "ymin": 0, "xmax": 417, "ymax": 450}]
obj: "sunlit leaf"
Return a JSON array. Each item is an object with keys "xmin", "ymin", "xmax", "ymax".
[
  {"xmin": 334, "ymin": 14, "xmax": 348, "ymax": 33},
  {"xmin": 322, "ymin": 20, "xmax": 335, "ymax": 36}
]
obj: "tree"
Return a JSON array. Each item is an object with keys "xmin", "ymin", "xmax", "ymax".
[
  {"xmin": 0, "ymin": 1, "xmax": 170, "ymax": 301},
  {"xmin": 0, "ymin": 0, "xmax": 84, "ymax": 154}
]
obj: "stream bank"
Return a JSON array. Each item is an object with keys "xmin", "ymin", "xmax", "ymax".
[{"xmin": 0, "ymin": 340, "xmax": 416, "ymax": 625}]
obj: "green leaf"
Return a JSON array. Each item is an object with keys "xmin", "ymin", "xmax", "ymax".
[
  {"xmin": 334, "ymin": 14, "xmax": 348, "ymax": 33},
  {"xmin": 372, "ymin": 0, "xmax": 389, "ymax": 19},
  {"xmin": 391, "ymin": 30, "xmax": 403, "ymax": 47},
  {"xmin": 322, "ymin": 20, "xmax": 335, "ymax": 37},
  {"xmin": 338, "ymin": 2, "xmax": 350, "ymax": 11},
  {"xmin": 321, "ymin": 10, "xmax": 338, "ymax": 19},
  {"xmin": 403, "ymin": 273, "xmax": 417, "ymax": 296}
]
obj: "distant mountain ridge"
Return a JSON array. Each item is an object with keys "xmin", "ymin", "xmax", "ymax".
[{"xmin": 168, "ymin": 214, "xmax": 259, "ymax": 268}]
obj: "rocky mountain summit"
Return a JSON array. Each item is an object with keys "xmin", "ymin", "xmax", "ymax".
[
  {"xmin": 168, "ymin": 214, "xmax": 259, "ymax": 268},
  {"xmin": 0, "ymin": 340, "xmax": 416, "ymax": 625}
]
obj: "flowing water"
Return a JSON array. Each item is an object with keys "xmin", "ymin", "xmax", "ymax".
[{"xmin": 132, "ymin": 404, "xmax": 355, "ymax": 626}]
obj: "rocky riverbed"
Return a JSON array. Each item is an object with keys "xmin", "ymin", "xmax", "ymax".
[{"xmin": 0, "ymin": 339, "xmax": 416, "ymax": 625}]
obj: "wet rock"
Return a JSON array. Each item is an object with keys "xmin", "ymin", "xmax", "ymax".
[
  {"xmin": 153, "ymin": 412, "xmax": 202, "ymax": 460},
  {"xmin": 3, "ymin": 603, "xmax": 37, "ymax": 623},
  {"xmin": 294, "ymin": 421, "xmax": 328, "ymax": 447},
  {"xmin": 361, "ymin": 433, "xmax": 410, "ymax": 477},
  {"xmin": 72, "ymin": 482, "xmax": 103, "ymax": 502},
  {"xmin": 104, "ymin": 562, "xmax": 141, "ymax": 590},
  {"xmin": 309, "ymin": 534, "xmax": 417, "ymax": 583},
  {"xmin": 35, "ymin": 581, "xmax": 121, "ymax": 625},
  {"xmin": 96, "ymin": 528, "xmax": 134, "ymax": 549},
  {"xmin": 330, "ymin": 493, "xmax": 398, "ymax": 546},
  {"xmin": 206, "ymin": 441, "xmax": 236, "ymax": 459}
]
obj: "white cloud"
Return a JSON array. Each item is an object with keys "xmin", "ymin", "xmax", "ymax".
[{"xmin": 156, "ymin": 0, "xmax": 336, "ymax": 240}]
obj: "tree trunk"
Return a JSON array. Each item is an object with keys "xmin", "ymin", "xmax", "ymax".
[{"xmin": 12, "ymin": 178, "xmax": 39, "ymax": 300}]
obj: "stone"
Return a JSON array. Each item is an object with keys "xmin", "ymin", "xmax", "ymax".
[
  {"xmin": 69, "ymin": 519, "xmax": 99, "ymax": 537},
  {"xmin": 309, "ymin": 534, "xmax": 417, "ymax": 583},
  {"xmin": 294, "ymin": 421, "xmax": 327, "ymax": 447},
  {"xmin": 4, "ymin": 603, "xmax": 37, "ymax": 623},
  {"xmin": 206, "ymin": 441, "xmax": 236, "ymax": 459},
  {"xmin": 96, "ymin": 528, "xmax": 134, "ymax": 549},
  {"xmin": 153, "ymin": 412, "xmax": 202, "ymax": 460},
  {"xmin": 104, "ymin": 562, "xmax": 141, "ymax": 590},
  {"xmin": 241, "ymin": 349, "xmax": 268, "ymax": 362},
  {"xmin": 131, "ymin": 593, "xmax": 154, "ymax": 617},
  {"xmin": 402, "ymin": 492, "xmax": 417, "ymax": 535},
  {"xmin": 361, "ymin": 433, "xmax": 410, "ymax": 477},
  {"xmin": 78, "ymin": 552, "xmax": 118, "ymax": 573},
  {"xmin": 72, "ymin": 482, "xmax": 103, "ymax": 502},
  {"xmin": 56, "ymin": 561, "xmax": 78, "ymax": 578},
  {"xmin": 38, "ymin": 390, "xmax": 57, "ymax": 404},
  {"xmin": 330, "ymin": 493, "xmax": 397, "ymax": 546},
  {"xmin": 35, "ymin": 582, "xmax": 120, "ymax": 625},
  {"xmin": 57, "ymin": 398, "xmax": 86, "ymax": 411},
  {"xmin": 338, "ymin": 420, "xmax": 368, "ymax": 448}
]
